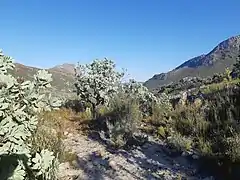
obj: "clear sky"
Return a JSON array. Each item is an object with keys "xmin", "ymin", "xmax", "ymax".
[{"xmin": 1, "ymin": 0, "xmax": 240, "ymax": 81}]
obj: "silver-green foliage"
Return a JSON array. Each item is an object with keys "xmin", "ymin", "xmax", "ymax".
[
  {"xmin": 123, "ymin": 79, "xmax": 157, "ymax": 100},
  {"xmin": 0, "ymin": 50, "xmax": 61, "ymax": 180},
  {"xmin": 74, "ymin": 58, "xmax": 124, "ymax": 116},
  {"xmin": 121, "ymin": 79, "xmax": 159, "ymax": 115}
]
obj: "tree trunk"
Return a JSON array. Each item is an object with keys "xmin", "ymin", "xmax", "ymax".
[{"xmin": 92, "ymin": 103, "xmax": 97, "ymax": 120}]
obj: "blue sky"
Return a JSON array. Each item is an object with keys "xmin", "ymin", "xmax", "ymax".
[{"xmin": 1, "ymin": 0, "xmax": 240, "ymax": 81}]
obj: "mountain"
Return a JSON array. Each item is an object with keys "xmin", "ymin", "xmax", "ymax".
[
  {"xmin": 11, "ymin": 63, "xmax": 76, "ymax": 97},
  {"xmin": 49, "ymin": 63, "xmax": 75, "ymax": 75},
  {"xmin": 144, "ymin": 35, "xmax": 240, "ymax": 89}
]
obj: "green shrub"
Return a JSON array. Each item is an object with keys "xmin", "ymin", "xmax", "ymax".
[
  {"xmin": 121, "ymin": 79, "xmax": 160, "ymax": 117},
  {"xmin": 225, "ymin": 134, "xmax": 240, "ymax": 163},
  {"xmin": 141, "ymin": 93, "xmax": 173, "ymax": 137},
  {"xmin": 74, "ymin": 58, "xmax": 124, "ymax": 119},
  {"xmin": 149, "ymin": 101, "xmax": 172, "ymax": 126},
  {"xmin": 104, "ymin": 95, "xmax": 143, "ymax": 148},
  {"xmin": 171, "ymin": 104, "xmax": 209, "ymax": 138},
  {"xmin": 196, "ymin": 138, "xmax": 213, "ymax": 156},
  {"xmin": 157, "ymin": 126, "xmax": 166, "ymax": 138},
  {"xmin": 167, "ymin": 132, "xmax": 193, "ymax": 152},
  {"xmin": 0, "ymin": 50, "xmax": 61, "ymax": 180},
  {"xmin": 232, "ymin": 56, "xmax": 240, "ymax": 79},
  {"xmin": 165, "ymin": 85, "xmax": 240, "ymax": 178}
]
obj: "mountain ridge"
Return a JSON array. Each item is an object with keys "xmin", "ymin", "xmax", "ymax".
[
  {"xmin": 8, "ymin": 35, "xmax": 240, "ymax": 93},
  {"xmin": 11, "ymin": 62, "xmax": 76, "ymax": 97},
  {"xmin": 144, "ymin": 35, "xmax": 240, "ymax": 89}
]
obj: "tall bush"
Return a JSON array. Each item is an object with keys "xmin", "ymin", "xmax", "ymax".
[
  {"xmin": 121, "ymin": 79, "xmax": 160, "ymax": 116},
  {"xmin": 74, "ymin": 58, "xmax": 124, "ymax": 118},
  {"xmin": 105, "ymin": 95, "xmax": 142, "ymax": 147}
]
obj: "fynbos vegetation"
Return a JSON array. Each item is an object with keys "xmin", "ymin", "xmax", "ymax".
[
  {"xmin": 0, "ymin": 50, "xmax": 61, "ymax": 180},
  {"xmin": 74, "ymin": 58, "xmax": 124, "ymax": 118},
  {"xmin": 2, "ymin": 44, "xmax": 240, "ymax": 179}
]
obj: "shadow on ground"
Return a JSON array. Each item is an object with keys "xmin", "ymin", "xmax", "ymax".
[
  {"xmin": 64, "ymin": 112, "xmax": 225, "ymax": 180},
  {"xmin": 85, "ymin": 130, "xmax": 218, "ymax": 180},
  {"xmin": 74, "ymin": 154, "xmax": 115, "ymax": 180}
]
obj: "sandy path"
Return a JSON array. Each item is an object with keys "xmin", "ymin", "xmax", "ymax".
[{"xmin": 58, "ymin": 132, "xmax": 214, "ymax": 180}]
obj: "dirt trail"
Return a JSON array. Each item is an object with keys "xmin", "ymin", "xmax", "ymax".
[{"xmin": 58, "ymin": 132, "xmax": 214, "ymax": 180}]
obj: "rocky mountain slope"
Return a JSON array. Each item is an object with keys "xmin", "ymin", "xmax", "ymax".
[
  {"xmin": 144, "ymin": 35, "xmax": 240, "ymax": 89},
  {"xmin": 11, "ymin": 63, "xmax": 76, "ymax": 96}
]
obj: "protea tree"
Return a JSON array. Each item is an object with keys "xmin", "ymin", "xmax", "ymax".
[{"xmin": 74, "ymin": 58, "xmax": 124, "ymax": 119}]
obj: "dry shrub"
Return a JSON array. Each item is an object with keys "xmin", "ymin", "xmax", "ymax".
[
  {"xmin": 30, "ymin": 108, "xmax": 84, "ymax": 164},
  {"xmin": 102, "ymin": 95, "xmax": 143, "ymax": 148},
  {"xmin": 167, "ymin": 132, "xmax": 193, "ymax": 152},
  {"xmin": 70, "ymin": 107, "xmax": 92, "ymax": 122},
  {"xmin": 165, "ymin": 86, "xmax": 240, "ymax": 179},
  {"xmin": 30, "ymin": 109, "xmax": 68, "ymax": 156},
  {"xmin": 97, "ymin": 105, "xmax": 110, "ymax": 117},
  {"xmin": 225, "ymin": 133, "xmax": 240, "ymax": 163}
]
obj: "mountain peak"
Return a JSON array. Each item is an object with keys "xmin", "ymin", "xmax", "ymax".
[
  {"xmin": 211, "ymin": 35, "xmax": 240, "ymax": 52},
  {"xmin": 144, "ymin": 34, "xmax": 240, "ymax": 89}
]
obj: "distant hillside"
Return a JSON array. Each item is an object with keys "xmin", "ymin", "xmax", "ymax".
[
  {"xmin": 11, "ymin": 63, "xmax": 75, "ymax": 97},
  {"xmin": 144, "ymin": 35, "xmax": 240, "ymax": 89},
  {"xmin": 49, "ymin": 63, "xmax": 75, "ymax": 75}
]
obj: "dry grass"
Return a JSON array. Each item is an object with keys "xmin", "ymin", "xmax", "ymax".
[{"xmin": 30, "ymin": 108, "xmax": 92, "ymax": 164}]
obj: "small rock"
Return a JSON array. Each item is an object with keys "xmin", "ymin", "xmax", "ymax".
[
  {"xmin": 93, "ymin": 150, "xmax": 104, "ymax": 158},
  {"xmin": 181, "ymin": 151, "xmax": 187, "ymax": 156},
  {"xmin": 92, "ymin": 157, "xmax": 109, "ymax": 168},
  {"xmin": 188, "ymin": 150, "xmax": 194, "ymax": 155},
  {"xmin": 64, "ymin": 131, "xmax": 69, "ymax": 136},
  {"xmin": 109, "ymin": 160, "xmax": 118, "ymax": 170},
  {"xmin": 192, "ymin": 154, "xmax": 199, "ymax": 160}
]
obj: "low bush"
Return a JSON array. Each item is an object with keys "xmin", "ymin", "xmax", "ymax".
[
  {"xmin": 166, "ymin": 132, "xmax": 193, "ymax": 152},
  {"xmin": 163, "ymin": 84, "xmax": 240, "ymax": 178},
  {"xmin": 171, "ymin": 104, "xmax": 209, "ymax": 138},
  {"xmin": 96, "ymin": 94, "xmax": 143, "ymax": 148},
  {"xmin": 31, "ymin": 108, "xmax": 85, "ymax": 166}
]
